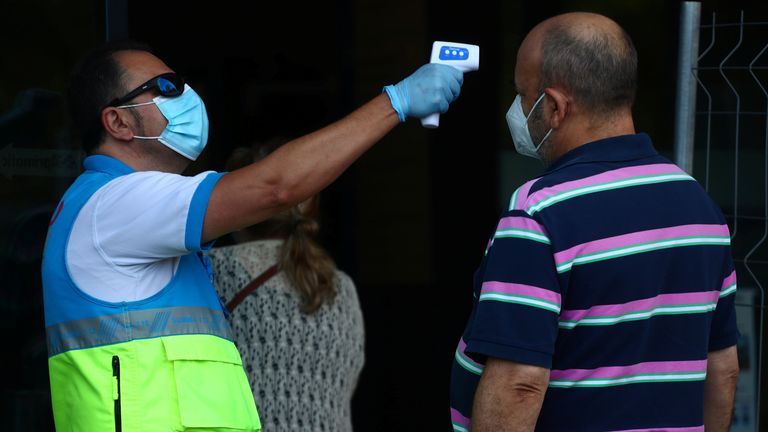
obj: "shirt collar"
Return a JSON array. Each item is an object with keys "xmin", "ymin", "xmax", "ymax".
[
  {"xmin": 83, "ymin": 155, "xmax": 135, "ymax": 176},
  {"xmin": 544, "ymin": 133, "xmax": 658, "ymax": 174}
]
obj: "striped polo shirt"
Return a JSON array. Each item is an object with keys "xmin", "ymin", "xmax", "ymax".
[{"xmin": 449, "ymin": 133, "xmax": 739, "ymax": 432}]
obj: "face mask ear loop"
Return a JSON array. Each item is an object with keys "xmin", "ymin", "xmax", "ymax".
[
  {"xmin": 534, "ymin": 129, "xmax": 553, "ymax": 152},
  {"xmin": 525, "ymin": 93, "xmax": 548, "ymax": 121},
  {"xmin": 526, "ymin": 92, "xmax": 553, "ymax": 152},
  {"xmin": 115, "ymin": 101, "xmax": 162, "ymax": 140}
]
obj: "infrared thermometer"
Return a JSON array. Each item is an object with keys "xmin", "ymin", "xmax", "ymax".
[{"xmin": 421, "ymin": 41, "xmax": 480, "ymax": 128}]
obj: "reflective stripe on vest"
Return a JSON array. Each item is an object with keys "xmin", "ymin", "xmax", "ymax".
[{"xmin": 46, "ymin": 305, "xmax": 231, "ymax": 356}]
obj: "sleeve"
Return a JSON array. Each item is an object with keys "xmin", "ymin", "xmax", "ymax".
[
  {"xmin": 709, "ymin": 252, "xmax": 740, "ymax": 351},
  {"xmin": 93, "ymin": 170, "xmax": 224, "ymax": 265},
  {"xmin": 464, "ymin": 210, "xmax": 561, "ymax": 369}
]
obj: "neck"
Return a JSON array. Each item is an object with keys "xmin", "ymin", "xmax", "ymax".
[
  {"xmin": 94, "ymin": 140, "xmax": 189, "ymax": 173},
  {"xmin": 545, "ymin": 109, "xmax": 635, "ymax": 165}
]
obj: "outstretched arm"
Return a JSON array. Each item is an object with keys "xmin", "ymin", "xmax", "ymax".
[{"xmin": 202, "ymin": 64, "xmax": 463, "ymax": 243}]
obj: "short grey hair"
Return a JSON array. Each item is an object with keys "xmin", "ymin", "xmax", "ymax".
[{"xmin": 539, "ymin": 23, "xmax": 637, "ymax": 115}]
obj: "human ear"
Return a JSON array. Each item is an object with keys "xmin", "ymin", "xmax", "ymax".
[
  {"xmin": 101, "ymin": 107, "xmax": 135, "ymax": 142},
  {"xmin": 543, "ymin": 88, "xmax": 569, "ymax": 129}
]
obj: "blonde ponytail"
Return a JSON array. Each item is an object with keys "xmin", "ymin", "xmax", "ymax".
[{"xmin": 280, "ymin": 203, "xmax": 337, "ymax": 313}]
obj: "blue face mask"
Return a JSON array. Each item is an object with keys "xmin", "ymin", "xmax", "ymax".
[{"xmin": 118, "ymin": 84, "xmax": 209, "ymax": 160}]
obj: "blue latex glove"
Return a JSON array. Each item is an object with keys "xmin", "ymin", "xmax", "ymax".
[{"xmin": 383, "ymin": 64, "xmax": 464, "ymax": 122}]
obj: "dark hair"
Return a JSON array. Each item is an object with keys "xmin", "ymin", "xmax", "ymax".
[
  {"xmin": 540, "ymin": 22, "xmax": 637, "ymax": 115},
  {"xmin": 68, "ymin": 40, "xmax": 154, "ymax": 154},
  {"xmin": 226, "ymin": 137, "xmax": 338, "ymax": 313}
]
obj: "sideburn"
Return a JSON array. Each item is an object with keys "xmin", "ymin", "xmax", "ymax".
[{"xmin": 126, "ymin": 107, "xmax": 146, "ymax": 137}]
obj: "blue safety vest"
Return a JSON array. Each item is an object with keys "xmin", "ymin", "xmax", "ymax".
[{"xmin": 42, "ymin": 155, "xmax": 260, "ymax": 431}]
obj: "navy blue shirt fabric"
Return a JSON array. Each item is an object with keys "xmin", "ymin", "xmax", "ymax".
[{"xmin": 449, "ymin": 134, "xmax": 739, "ymax": 432}]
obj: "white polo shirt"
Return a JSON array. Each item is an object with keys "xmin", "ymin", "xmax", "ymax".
[{"xmin": 67, "ymin": 169, "xmax": 220, "ymax": 303}]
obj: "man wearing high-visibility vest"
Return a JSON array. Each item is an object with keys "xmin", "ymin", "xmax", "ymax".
[{"xmin": 42, "ymin": 40, "xmax": 464, "ymax": 431}]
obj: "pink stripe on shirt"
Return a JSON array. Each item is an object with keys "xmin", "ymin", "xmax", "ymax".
[
  {"xmin": 450, "ymin": 407, "xmax": 470, "ymax": 427},
  {"xmin": 722, "ymin": 270, "xmax": 737, "ymax": 289},
  {"xmin": 496, "ymin": 216, "xmax": 548, "ymax": 235},
  {"xmin": 511, "ymin": 178, "xmax": 540, "ymax": 210},
  {"xmin": 481, "ymin": 281, "xmax": 561, "ymax": 306},
  {"xmin": 554, "ymin": 224, "xmax": 730, "ymax": 266},
  {"xmin": 525, "ymin": 163, "xmax": 687, "ymax": 210},
  {"xmin": 549, "ymin": 360, "xmax": 707, "ymax": 381},
  {"xmin": 559, "ymin": 291, "xmax": 721, "ymax": 322}
]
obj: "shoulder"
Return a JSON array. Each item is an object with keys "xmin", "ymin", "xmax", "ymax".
[
  {"xmin": 207, "ymin": 243, "xmax": 257, "ymax": 275},
  {"xmin": 210, "ymin": 240, "xmax": 281, "ymax": 265},
  {"xmin": 519, "ymin": 158, "xmax": 691, "ymax": 215},
  {"xmin": 89, "ymin": 170, "xmax": 219, "ymax": 215},
  {"xmin": 103, "ymin": 170, "xmax": 216, "ymax": 194},
  {"xmin": 334, "ymin": 269, "xmax": 356, "ymax": 289},
  {"xmin": 332, "ymin": 269, "xmax": 361, "ymax": 304}
]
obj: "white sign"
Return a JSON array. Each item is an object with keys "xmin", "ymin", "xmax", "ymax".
[{"xmin": 0, "ymin": 143, "xmax": 82, "ymax": 178}]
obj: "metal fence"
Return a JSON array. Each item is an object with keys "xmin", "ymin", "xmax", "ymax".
[{"xmin": 675, "ymin": 2, "xmax": 768, "ymax": 431}]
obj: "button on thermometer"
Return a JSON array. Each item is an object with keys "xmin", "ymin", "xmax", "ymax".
[{"xmin": 421, "ymin": 41, "xmax": 480, "ymax": 129}]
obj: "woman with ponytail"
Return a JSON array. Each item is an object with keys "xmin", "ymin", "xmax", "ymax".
[{"xmin": 208, "ymin": 138, "xmax": 365, "ymax": 432}]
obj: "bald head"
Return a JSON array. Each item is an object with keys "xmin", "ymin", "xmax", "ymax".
[
  {"xmin": 533, "ymin": 12, "xmax": 626, "ymax": 39},
  {"xmin": 518, "ymin": 12, "xmax": 637, "ymax": 117}
]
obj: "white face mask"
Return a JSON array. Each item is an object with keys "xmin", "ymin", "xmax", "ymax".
[{"xmin": 505, "ymin": 93, "xmax": 552, "ymax": 160}]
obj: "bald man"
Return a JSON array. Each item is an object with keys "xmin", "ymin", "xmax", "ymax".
[{"xmin": 449, "ymin": 13, "xmax": 739, "ymax": 432}]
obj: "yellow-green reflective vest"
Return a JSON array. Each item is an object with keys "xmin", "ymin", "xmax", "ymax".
[{"xmin": 43, "ymin": 156, "xmax": 261, "ymax": 431}]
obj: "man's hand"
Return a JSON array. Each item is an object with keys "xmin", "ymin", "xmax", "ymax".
[
  {"xmin": 472, "ymin": 357, "xmax": 549, "ymax": 432},
  {"xmin": 383, "ymin": 64, "xmax": 464, "ymax": 121}
]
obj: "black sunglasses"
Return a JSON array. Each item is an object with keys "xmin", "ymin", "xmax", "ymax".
[{"xmin": 108, "ymin": 73, "xmax": 185, "ymax": 107}]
